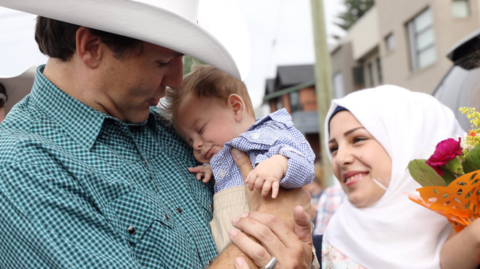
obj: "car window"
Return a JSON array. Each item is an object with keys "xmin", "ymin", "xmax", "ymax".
[{"xmin": 434, "ymin": 65, "xmax": 480, "ymax": 132}]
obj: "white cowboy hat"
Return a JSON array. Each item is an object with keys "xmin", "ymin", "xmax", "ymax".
[
  {"xmin": 0, "ymin": 0, "xmax": 251, "ymax": 81},
  {"xmin": 0, "ymin": 65, "xmax": 36, "ymax": 114}
]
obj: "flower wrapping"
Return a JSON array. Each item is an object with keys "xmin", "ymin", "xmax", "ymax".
[{"xmin": 407, "ymin": 107, "xmax": 480, "ymax": 232}]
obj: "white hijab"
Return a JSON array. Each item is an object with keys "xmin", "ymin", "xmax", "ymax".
[{"xmin": 324, "ymin": 85, "xmax": 465, "ymax": 269}]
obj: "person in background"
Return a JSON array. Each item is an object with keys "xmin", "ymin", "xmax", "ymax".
[
  {"xmin": 0, "ymin": 83, "xmax": 6, "ymax": 123},
  {"xmin": 313, "ymin": 183, "xmax": 344, "ymax": 235}
]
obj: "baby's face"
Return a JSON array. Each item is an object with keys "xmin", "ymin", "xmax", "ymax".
[{"xmin": 174, "ymin": 95, "xmax": 242, "ymax": 163}]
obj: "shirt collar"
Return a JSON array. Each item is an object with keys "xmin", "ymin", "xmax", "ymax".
[
  {"xmin": 249, "ymin": 108, "xmax": 293, "ymax": 130},
  {"xmin": 30, "ymin": 65, "xmax": 133, "ymax": 150}
]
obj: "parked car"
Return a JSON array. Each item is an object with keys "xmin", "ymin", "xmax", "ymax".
[{"xmin": 433, "ymin": 29, "xmax": 480, "ymax": 132}]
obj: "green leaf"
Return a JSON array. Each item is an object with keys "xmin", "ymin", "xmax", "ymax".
[
  {"xmin": 441, "ymin": 169, "xmax": 456, "ymax": 186},
  {"xmin": 408, "ymin": 159, "xmax": 446, "ymax": 187},
  {"xmin": 463, "ymin": 145, "xmax": 480, "ymax": 173}
]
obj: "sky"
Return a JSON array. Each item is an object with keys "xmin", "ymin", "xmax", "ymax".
[{"xmin": 0, "ymin": 0, "xmax": 346, "ymax": 108}]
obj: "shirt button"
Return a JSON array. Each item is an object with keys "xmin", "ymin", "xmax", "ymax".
[
  {"xmin": 127, "ymin": 226, "xmax": 136, "ymax": 235},
  {"xmin": 163, "ymin": 214, "xmax": 169, "ymax": 221},
  {"xmin": 218, "ymin": 169, "xmax": 226, "ymax": 178},
  {"xmin": 176, "ymin": 208, "xmax": 183, "ymax": 214},
  {"xmin": 252, "ymin": 133, "xmax": 260, "ymax": 139}
]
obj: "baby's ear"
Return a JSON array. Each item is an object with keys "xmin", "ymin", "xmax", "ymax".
[{"xmin": 227, "ymin": 94, "xmax": 245, "ymax": 122}]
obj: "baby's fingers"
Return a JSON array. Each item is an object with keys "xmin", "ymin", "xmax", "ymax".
[
  {"xmin": 271, "ymin": 181, "xmax": 280, "ymax": 199},
  {"xmin": 196, "ymin": 173, "xmax": 205, "ymax": 180},
  {"xmin": 254, "ymin": 177, "xmax": 266, "ymax": 192},
  {"xmin": 202, "ymin": 168, "xmax": 213, "ymax": 183},
  {"xmin": 188, "ymin": 166, "xmax": 205, "ymax": 173},
  {"xmin": 261, "ymin": 180, "xmax": 272, "ymax": 198}
]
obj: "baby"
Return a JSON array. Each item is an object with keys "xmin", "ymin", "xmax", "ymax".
[{"xmin": 163, "ymin": 64, "xmax": 315, "ymax": 252}]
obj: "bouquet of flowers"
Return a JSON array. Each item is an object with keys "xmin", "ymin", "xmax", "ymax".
[{"xmin": 407, "ymin": 107, "xmax": 480, "ymax": 232}]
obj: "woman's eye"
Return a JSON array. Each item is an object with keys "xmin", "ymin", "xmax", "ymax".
[
  {"xmin": 329, "ymin": 146, "xmax": 338, "ymax": 154},
  {"xmin": 353, "ymin": 137, "xmax": 366, "ymax": 143}
]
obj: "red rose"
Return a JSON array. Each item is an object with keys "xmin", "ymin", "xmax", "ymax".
[{"xmin": 426, "ymin": 138, "xmax": 463, "ymax": 176}]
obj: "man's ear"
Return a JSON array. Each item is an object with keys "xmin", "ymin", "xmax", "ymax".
[
  {"xmin": 76, "ymin": 27, "xmax": 103, "ymax": 69},
  {"xmin": 227, "ymin": 94, "xmax": 246, "ymax": 122}
]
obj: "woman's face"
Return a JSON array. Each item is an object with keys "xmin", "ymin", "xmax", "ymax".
[{"xmin": 328, "ymin": 111, "xmax": 392, "ymax": 208}]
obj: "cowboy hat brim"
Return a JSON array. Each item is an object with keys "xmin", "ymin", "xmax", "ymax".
[
  {"xmin": 0, "ymin": 65, "xmax": 36, "ymax": 114},
  {"xmin": 0, "ymin": 0, "xmax": 250, "ymax": 80}
]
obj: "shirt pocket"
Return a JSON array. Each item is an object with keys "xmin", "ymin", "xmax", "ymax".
[
  {"xmin": 104, "ymin": 188, "xmax": 173, "ymax": 244},
  {"xmin": 239, "ymin": 129, "xmax": 279, "ymax": 150}
]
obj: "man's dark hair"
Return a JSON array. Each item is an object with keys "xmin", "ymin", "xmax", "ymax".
[
  {"xmin": 0, "ymin": 83, "xmax": 6, "ymax": 108},
  {"xmin": 35, "ymin": 17, "xmax": 144, "ymax": 61}
]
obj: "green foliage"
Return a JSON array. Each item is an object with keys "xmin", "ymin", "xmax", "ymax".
[
  {"xmin": 336, "ymin": 0, "xmax": 375, "ymax": 31},
  {"xmin": 408, "ymin": 159, "xmax": 446, "ymax": 187},
  {"xmin": 183, "ymin": 56, "xmax": 204, "ymax": 75},
  {"xmin": 463, "ymin": 145, "xmax": 480, "ymax": 173},
  {"xmin": 441, "ymin": 170, "xmax": 456, "ymax": 186}
]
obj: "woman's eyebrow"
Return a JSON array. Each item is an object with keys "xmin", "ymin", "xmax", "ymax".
[{"xmin": 344, "ymin": 127, "xmax": 365, "ymax": 136}]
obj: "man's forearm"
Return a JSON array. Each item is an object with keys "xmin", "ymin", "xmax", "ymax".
[{"xmin": 211, "ymin": 242, "xmax": 258, "ymax": 268}]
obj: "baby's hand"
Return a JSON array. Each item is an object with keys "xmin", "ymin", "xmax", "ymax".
[
  {"xmin": 246, "ymin": 155, "xmax": 288, "ymax": 199},
  {"xmin": 188, "ymin": 164, "xmax": 213, "ymax": 183}
]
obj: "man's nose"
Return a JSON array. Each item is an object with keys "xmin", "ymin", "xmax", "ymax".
[{"xmin": 162, "ymin": 56, "xmax": 184, "ymax": 90}]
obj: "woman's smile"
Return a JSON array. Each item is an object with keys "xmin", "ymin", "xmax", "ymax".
[{"xmin": 343, "ymin": 171, "xmax": 369, "ymax": 187}]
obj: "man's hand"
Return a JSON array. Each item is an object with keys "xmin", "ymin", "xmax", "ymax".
[
  {"xmin": 188, "ymin": 164, "xmax": 213, "ymax": 183},
  {"xmin": 226, "ymin": 148, "xmax": 315, "ymax": 268},
  {"xmin": 229, "ymin": 206, "xmax": 313, "ymax": 268}
]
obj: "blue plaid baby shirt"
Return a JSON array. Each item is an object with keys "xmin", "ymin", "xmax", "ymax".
[
  {"xmin": 211, "ymin": 108, "xmax": 316, "ymax": 193},
  {"xmin": 0, "ymin": 66, "xmax": 218, "ymax": 268}
]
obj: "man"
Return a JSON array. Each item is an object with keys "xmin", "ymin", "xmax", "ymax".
[
  {"xmin": 0, "ymin": 65, "xmax": 37, "ymax": 123},
  {"xmin": 0, "ymin": 83, "xmax": 6, "ymax": 123},
  {"xmin": 0, "ymin": 1, "xmax": 315, "ymax": 268}
]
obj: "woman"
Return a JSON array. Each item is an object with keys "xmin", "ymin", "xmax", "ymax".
[{"xmin": 322, "ymin": 85, "xmax": 464, "ymax": 269}]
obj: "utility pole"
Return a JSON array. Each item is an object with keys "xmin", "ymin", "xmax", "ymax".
[{"xmin": 311, "ymin": 0, "xmax": 334, "ymax": 187}]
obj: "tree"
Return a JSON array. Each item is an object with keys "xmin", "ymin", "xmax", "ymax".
[{"xmin": 336, "ymin": 0, "xmax": 374, "ymax": 31}]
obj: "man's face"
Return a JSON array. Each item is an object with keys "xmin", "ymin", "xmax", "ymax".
[{"xmin": 99, "ymin": 42, "xmax": 184, "ymax": 123}]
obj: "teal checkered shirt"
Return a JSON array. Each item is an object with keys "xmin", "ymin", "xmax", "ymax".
[{"xmin": 0, "ymin": 66, "xmax": 218, "ymax": 268}]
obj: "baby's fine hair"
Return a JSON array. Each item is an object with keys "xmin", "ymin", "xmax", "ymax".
[{"xmin": 163, "ymin": 63, "xmax": 255, "ymax": 120}]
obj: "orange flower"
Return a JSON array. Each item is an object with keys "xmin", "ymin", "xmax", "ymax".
[{"xmin": 469, "ymin": 130, "xmax": 477, "ymax": 137}]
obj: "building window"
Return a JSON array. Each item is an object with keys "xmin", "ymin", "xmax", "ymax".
[
  {"xmin": 352, "ymin": 66, "xmax": 365, "ymax": 90},
  {"xmin": 376, "ymin": 58, "xmax": 383, "ymax": 84},
  {"xmin": 368, "ymin": 62, "xmax": 374, "ymax": 87},
  {"xmin": 385, "ymin": 33, "xmax": 395, "ymax": 51},
  {"xmin": 333, "ymin": 72, "xmax": 344, "ymax": 98},
  {"xmin": 452, "ymin": 0, "xmax": 470, "ymax": 18},
  {"xmin": 407, "ymin": 8, "xmax": 436, "ymax": 71},
  {"xmin": 289, "ymin": 91, "xmax": 301, "ymax": 113}
]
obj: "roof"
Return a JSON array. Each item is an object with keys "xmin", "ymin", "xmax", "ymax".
[
  {"xmin": 265, "ymin": 78, "xmax": 276, "ymax": 95},
  {"xmin": 277, "ymin": 64, "xmax": 315, "ymax": 88}
]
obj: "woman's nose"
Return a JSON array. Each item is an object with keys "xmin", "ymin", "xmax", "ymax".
[{"xmin": 335, "ymin": 146, "xmax": 354, "ymax": 167}]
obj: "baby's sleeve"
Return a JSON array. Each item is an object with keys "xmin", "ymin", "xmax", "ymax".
[{"xmin": 252, "ymin": 127, "xmax": 316, "ymax": 189}]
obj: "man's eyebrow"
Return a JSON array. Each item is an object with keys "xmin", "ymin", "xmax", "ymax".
[{"xmin": 328, "ymin": 127, "xmax": 365, "ymax": 144}]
